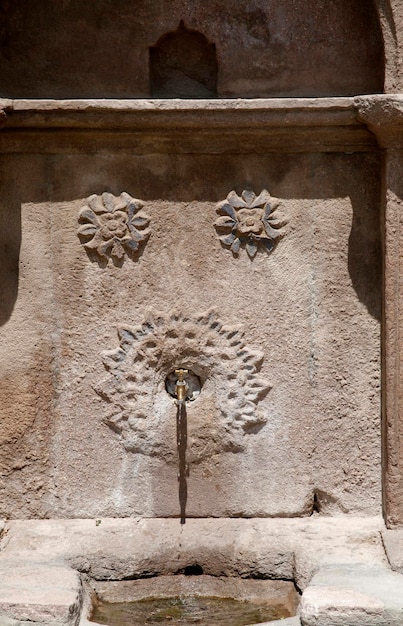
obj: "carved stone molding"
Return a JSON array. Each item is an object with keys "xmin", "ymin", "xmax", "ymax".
[
  {"xmin": 214, "ymin": 189, "xmax": 286, "ymax": 258},
  {"xmin": 355, "ymin": 95, "xmax": 403, "ymax": 148},
  {"xmin": 77, "ymin": 192, "xmax": 150, "ymax": 263},
  {"xmin": 95, "ymin": 310, "xmax": 270, "ymax": 460},
  {"xmin": 0, "ymin": 98, "xmax": 376, "ymax": 154},
  {"xmin": 355, "ymin": 94, "xmax": 403, "ymax": 526}
]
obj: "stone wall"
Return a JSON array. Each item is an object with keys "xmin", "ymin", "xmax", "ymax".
[
  {"xmin": 0, "ymin": 0, "xmax": 383, "ymax": 98},
  {"xmin": 1, "ymin": 1, "xmax": 402, "ymax": 522},
  {"xmin": 0, "ymin": 100, "xmax": 382, "ymax": 518}
]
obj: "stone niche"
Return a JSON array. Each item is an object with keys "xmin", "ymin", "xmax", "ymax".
[
  {"xmin": 0, "ymin": 0, "xmax": 383, "ymax": 98},
  {"xmin": 0, "ymin": 0, "xmax": 383, "ymax": 521}
]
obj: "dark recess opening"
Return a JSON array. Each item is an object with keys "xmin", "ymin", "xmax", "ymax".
[
  {"xmin": 149, "ymin": 21, "xmax": 217, "ymax": 98},
  {"xmin": 183, "ymin": 564, "xmax": 204, "ymax": 576}
]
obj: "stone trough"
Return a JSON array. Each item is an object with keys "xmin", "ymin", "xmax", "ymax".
[{"xmin": 1, "ymin": 517, "xmax": 403, "ymax": 625}]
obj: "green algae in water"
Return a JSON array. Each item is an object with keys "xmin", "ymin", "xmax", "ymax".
[{"xmin": 92, "ymin": 596, "xmax": 291, "ymax": 626}]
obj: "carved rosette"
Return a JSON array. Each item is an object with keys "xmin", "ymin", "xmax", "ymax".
[
  {"xmin": 77, "ymin": 192, "xmax": 150, "ymax": 262},
  {"xmin": 96, "ymin": 310, "xmax": 270, "ymax": 460},
  {"xmin": 214, "ymin": 189, "xmax": 286, "ymax": 258}
]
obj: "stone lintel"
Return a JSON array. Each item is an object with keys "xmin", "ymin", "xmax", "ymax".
[{"xmin": 0, "ymin": 97, "xmax": 375, "ymax": 153}]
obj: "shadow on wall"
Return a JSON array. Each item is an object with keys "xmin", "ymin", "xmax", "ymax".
[
  {"xmin": 0, "ymin": 193, "xmax": 20, "ymax": 326},
  {"xmin": 0, "ymin": 150, "xmax": 382, "ymax": 520},
  {"xmin": 150, "ymin": 21, "xmax": 217, "ymax": 98},
  {"xmin": 0, "ymin": 0, "xmax": 384, "ymax": 98},
  {"xmin": 348, "ymin": 182, "xmax": 382, "ymax": 322},
  {"xmin": 0, "ymin": 0, "xmax": 386, "ymax": 326},
  {"xmin": 0, "ymin": 150, "xmax": 382, "ymax": 326}
]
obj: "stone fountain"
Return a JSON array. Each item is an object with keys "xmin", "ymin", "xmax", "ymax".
[{"xmin": 1, "ymin": 2, "xmax": 403, "ymax": 625}]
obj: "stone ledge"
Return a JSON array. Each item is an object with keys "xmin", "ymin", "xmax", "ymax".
[
  {"xmin": 1, "ymin": 98, "xmax": 360, "ymax": 128},
  {"xmin": 0, "ymin": 517, "xmax": 387, "ymax": 589},
  {"xmin": 0, "ymin": 97, "xmax": 376, "ymax": 153}
]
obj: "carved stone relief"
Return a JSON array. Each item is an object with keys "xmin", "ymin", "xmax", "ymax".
[
  {"xmin": 95, "ymin": 310, "xmax": 270, "ymax": 460},
  {"xmin": 77, "ymin": 192, "xmax": 150, "ymax": 263},
  {"xmin": 214, "ymin": 189, "xmax": 286, "ymax": 258}
]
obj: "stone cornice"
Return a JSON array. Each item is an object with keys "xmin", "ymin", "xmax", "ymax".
[
  {"xmin": 0, "ymin": 97, "xmax": 375, "ymax": 153},
  {"xmin": 355, "ymin": 95, "xmax": 403, "ymax": 148},
  {"xmin": 0, "ymin": 97, "xmax": 360, "ymax": 129}
]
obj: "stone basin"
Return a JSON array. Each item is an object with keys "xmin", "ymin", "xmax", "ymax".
[
  {"xmin": 87, "ymin": 575, "xmax": 299, "ymax": 626},
  {"xmin": 1, "ymin": 517, "xmax": 403, "ymax": 626}
]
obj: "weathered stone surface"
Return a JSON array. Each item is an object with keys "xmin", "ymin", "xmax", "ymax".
[
  {"xmin": 270, "ymin": 616, "xmax": 301, "ymax": 626},
  {"xmin": 1, "ymin": 0, "xmax": 403, "ymax": 621},
  {"xmin": 0, "ymin": 518, "xmax": 386, "ymax": 586},
  {"xmin": 96, "ymin": 309, "xmax": 270, "ymax": 460},
  {"xmin": 0, "ymin": 87, "xmax": 384, "ymax": 529},
  {"xmin": 0, "ymin": 2, "xmax": 383, "ymax": 99},
  {"xmin": 0, "ymin": 141, "xmax": 381, "ymax": 519},
  {"xmin": 380, "ymin": 176, "xmax": 403, "ymax": 529},
  {"xmin": 355, "ymin": 95, "xmax": 403, "ymax": 147},
  {"xmin": 214, "ymin": 188, "xmax": 286, "ymax": 258},
  {"xmin": 0, "ymin": 517, "xmax": 392, "ymax": 624},
  {"xmin": 354, "ymin": 95, "xmax": 403, "ymax": 528},
  {"xmin": 0, "ymin": 563, "xmax": 82, "ymax": 625},
  {"xmin": 300, "ymin": 586, "xmax": 384, "ymax": 626},
  {"xmin": 77, "ymin": 192, "xmax": 150, "ymax": 264},
  {"xmin": 382, "ymin": 529, "xmax": 403, "ymax": 573},
  {"xmin": 0, "ymin": 98, "xmax": 377, "ymax": 155},
  {"xmin": 300, "ymin": 564, "xmax": 403, "ymax": 626}
]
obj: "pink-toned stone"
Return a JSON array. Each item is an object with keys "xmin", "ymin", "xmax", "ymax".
[
  {"xmin": 0, "ymin": 100, "xmax": 382, "ymax": 519},
  {"xmin": 1, "ymin": 2, "xmax": 403, "ymax": 623},
  {"xmin": 0, "ymin": 517, "xmax": 386, "ymax": 588},
  {"xmin": 382, "ymin": 529, "xmax": 403, "ymax": 573},
  {"xmin": 356, "ymin": 96, "xmax": 403, "ymax": 527},
  {"xmin": 300, "ymin": 564, "xmax": 403, "ymax": 625},
  {"xmin": 0, "ymin": 563, "xmax": 82, "ymax": 624},
  {"xmin": 300, "ymin": 587, "xmax": 384, "ymax": 626}
]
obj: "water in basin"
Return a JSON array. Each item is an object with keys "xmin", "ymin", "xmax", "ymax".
[
  {"xmin": 92, "ymin": 595, "xmax": 290, "ymax": 626},
  {"xmin": 90, "ymin": 575, "xmax": 298, "ymax": 626}
]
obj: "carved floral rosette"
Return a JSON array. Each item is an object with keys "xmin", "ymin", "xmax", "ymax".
[
  {"xmin": 77, "ymin": 192, "xmax": 150, "ymax": 262},
  {"xmin": 96, "ymin": 310, "xmax": 270, "ymax": 461},
  {"xmin": 214, "ymin": 189, "xmax": 287, "ymax": 258}
]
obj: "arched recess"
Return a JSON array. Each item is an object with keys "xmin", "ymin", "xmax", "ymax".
[{"xmin": 149, "ymin": 21, "xmax": 218, "ymax": 98}]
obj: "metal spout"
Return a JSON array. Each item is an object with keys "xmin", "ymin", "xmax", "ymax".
[{"xmin": 175, "ymin": 368, "xmax": 189, "ymax": 404}]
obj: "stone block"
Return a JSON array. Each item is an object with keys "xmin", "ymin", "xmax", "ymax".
[
  {"xmin": 300, "ymin": 564, "xmax": 403, "ymax": 626},
  {"xmin": 382, "ymin": 529, "xmax": 403, "ymax": 573},
  {"xmin": 0, "ymin": 563, "xmax": 82, "ymax": 625}
]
